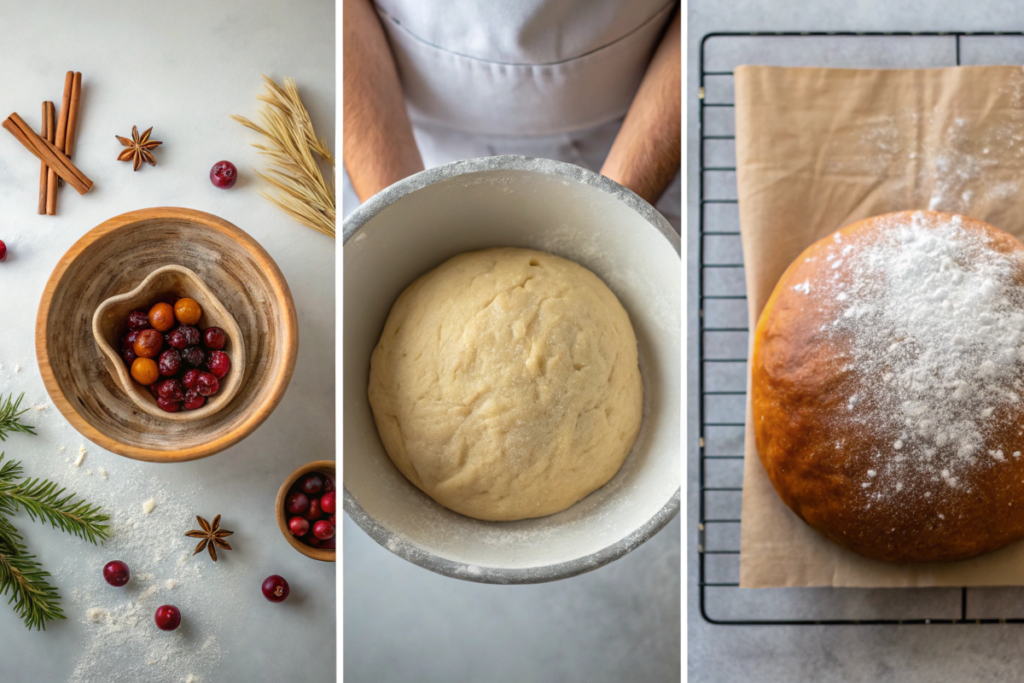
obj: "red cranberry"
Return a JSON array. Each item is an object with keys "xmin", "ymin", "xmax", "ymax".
[
  {"xmin": 157, "ymin": 398, "xmax": 181, "ymax": 413},
  {"xmin": 127, "ymin": 310, "xmax": 151, "ymax": 330},
  {"xmin": 148, "ymin": 382, "xmax": 161, "ymax": 399},
  {"xmin": 262, "ymin": 575, "xmax": 290, "ymax": 603},
  {"xmin": 181, "ymin": 346, "xmax": 206, "ymax": 368},
  {"xmin": 122, "ymin": 330, "xmax": 140, "ymax": 351},
  {"xmin": 288, "ymin": 516, "xmax": 309, "ymax": 537},
  {"xmin": 157, "ymin": 348, "xmax": 181, "ymax": 376},
  {"xmin": 103, "ymin": 560, "xmax": 130, "ymax": 587},
  {"xmin": 306, "ymin": 535, "xmax": 323, "ymax": 548},
  {"xmin": 154, "ymin": 605, "xmax": 181, "ymax": 631},
  {"xmin": 299, "ymin": 473, "xmax": 324, "ymax": 496},
  {"xmin": 329, "ymin": 514, "xmax": 336, "ymax": 527},
  {"xmin": 303, "ymin": 498, "xmax": 323, "ymax": 521},
  {"xmin": 165, "ymin": 328, "xmax": 188, "ymax": 350},
  {"xmin": 203, "ymin": 327, "xmax": 227, "ymax": 350},
  {"xmin": 182, "ymin": 369, "xmax": 200, "ymax": 390},
  {"xmin": 195, "ymin": 372, "xmax": 220, "ymax": 397},
  {"xmin": 206, "ymin": 350, "xmax": 230, "ymax": 379},
  {"xmin": 312, "ymin": 520, "xmax": 334, "ymax": 540},
  {"xmin": 156, "ymin": 379, "xmax": 184, "ymax": 402},
  {"xmin": 0, "ymin": 240, "xmax": 6, "ymax": 262},
  {"xmin": 285, "ymin": 491, "xmax": 309, "ymax": 515},
  {"xmin": 183, "ymin": 390, "xmax": 205, "ymax": 411},
  {"xmin": 320, "ymin": 537, "xmax": 336, "ymax": 550},
  {"xmin": 320, "ymin": 491, "xmax": 336, "ymax": 514},
  {"xmin": 121, "ymin": 332, "xmax": 140, "ymax": 364},
  {"xmin": 323, "ymin": 477, "xmax": 334, "ymax": 493},
  {"xmin": 179, "ymin": 325, "xmax": 201, "ymax": 346},
  {"xmin": 210, "ymin": 160, "xmax": 238, "ymax": 189}
]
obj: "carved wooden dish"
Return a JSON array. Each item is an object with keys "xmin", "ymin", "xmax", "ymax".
[
  {"xmin": 92, "ymin": 265, "xmax": 246, "ymax": 421},
  {"xmin": 276, "ymin": 460, "xmax": 336, "ymax": 562},
  {"xmin": 37, "ymin": 207, "xmax": 299, "ymax": 462}
]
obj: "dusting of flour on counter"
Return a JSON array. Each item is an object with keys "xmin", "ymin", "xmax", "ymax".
[
  {"xmin": 53, "ymin": 471, "xmax": 233, "ymax": 683},
  {"xmin": 86, "ymin": 608, "xmax": 110, "ymax": 624}
]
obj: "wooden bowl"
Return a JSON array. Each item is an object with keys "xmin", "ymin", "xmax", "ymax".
[
  {"xmin": 276, "ymin": 460, "xmax": 336, "ymax": 562},
  {"xmin": 92, "ymin": 265, "xmax": 247, "ymax": 421},
  {"xmin": 37, "ymin": 207, "xmax": 299, "ymax": 462}
]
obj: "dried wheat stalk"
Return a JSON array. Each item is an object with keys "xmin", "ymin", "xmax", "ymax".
[{"xmin": 232, "ymin": 76, "xmax": 335, "ymax": 237}]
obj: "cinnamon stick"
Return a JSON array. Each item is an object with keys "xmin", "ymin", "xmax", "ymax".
[
  {"xmin": 3, "ymin": 112, "xmax": 92, "ymax": 194},
  {"xmin": 37, "ymin": 102, "xmax": 54, "ymax": 214},
  {"xmin": 47, "ymin": 71, "xmax": 74, "ymax": 214},
  {"xmin": 64, "ymin": 72, "xmax": 82, "ymax": 158}
]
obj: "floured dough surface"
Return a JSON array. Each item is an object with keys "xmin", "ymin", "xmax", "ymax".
[
  {"xmin": 368, "ymin": 247, "xmax": 643, "ymax": 521},
  {"xmin": 753, "ymin": 211, "xmax": 1024, "ymax": 562}
]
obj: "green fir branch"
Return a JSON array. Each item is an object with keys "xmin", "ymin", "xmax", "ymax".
[
  {"xmin": 0, "ymin": 452, "xmax": 110, "ymax": 631},
  {"xmin": 0, "ymin": 457, "xmax": 110, "ymax": 545},
  {"xmin": 0, "ymin": 394, "xmax": 36, "ymax": 442},
  {"xmin": 0, "ymin": 455, "xmax": 24, "ymax": 484},
  {"xmin": 0, "ymin": 515, "xmax": 65, "ymax": 631}
]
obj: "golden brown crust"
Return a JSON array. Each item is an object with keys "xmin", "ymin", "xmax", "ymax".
[{"xmin": 753, "ymin": 211, "xmax": 1024, "ymax": 562}]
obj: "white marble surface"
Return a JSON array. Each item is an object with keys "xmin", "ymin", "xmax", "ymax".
[
  {"xmin": 688, "ymin": 2, "xmax": 1024, "ymax": 682},
  {"xmin": 0, "ymin": 2, "xmax": 334, "ymax": 681}
]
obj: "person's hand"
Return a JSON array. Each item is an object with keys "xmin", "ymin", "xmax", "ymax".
[
  {"xmin": 600, "ymin": 7, "xmax": 681, "ymax": 205},
  {"xmin": 343, "ymin": 0, "xmax": 424, "ymax": 203}
]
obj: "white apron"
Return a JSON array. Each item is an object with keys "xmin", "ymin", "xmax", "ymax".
[{"xmin": 343, "ymin": 0, "xmax": 680, "ymax": 231}]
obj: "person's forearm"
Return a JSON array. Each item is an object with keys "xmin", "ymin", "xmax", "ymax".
[
  {"xmin": 343, "ymin": 0, "xmax": 424, "ymax": 203},
  {"xmin": 600, "ymin": 8, "xmax": 680, "ymax": 205}
]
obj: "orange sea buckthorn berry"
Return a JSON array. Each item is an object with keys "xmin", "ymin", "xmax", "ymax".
[
  {"xmin": 149, "ymin": 302, "xmax": 176, "ymax": 332},
  {"xmin": 131, "ymin": 357, "xmax": 160, "ymax": 385},
  {"xmin": 174, "ymin": 298, "xmax": 202, "ymax": 325}
]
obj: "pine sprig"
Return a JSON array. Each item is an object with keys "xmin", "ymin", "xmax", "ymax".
[
  {"xmin": 0, "ymin": 451, "xmax": 109, "ymax": 630},
  {"xmin": 0, "ymin": 455, "xmax": 24, "ymax": 483},
  {"xmin": 0, "ymin": 394, "xmax": 36, "ymax": 442},
  {"xmin": 0, "ymin": 472, "xmax": 110, "ymax": 545},
  {"xmin": 0, "ymin": 515, "xmax": 65, "ymax": 630}
]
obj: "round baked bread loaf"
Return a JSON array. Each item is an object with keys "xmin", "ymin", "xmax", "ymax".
[
  {"xmin": 753, "ymin": 211, "xmax": 1024, "ymax": 563},
  {"xmin": 368, "ymin": 247, "xmax": 643, "ymax": 522}
]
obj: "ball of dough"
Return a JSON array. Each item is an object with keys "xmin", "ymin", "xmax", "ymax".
[
  {"xmin": 753, "ymin": 211, "xmax": 1024, "ymax": 562},
  {"xmin": 368, "ymin": 247, "xmax": 643, "ymax": 521}
]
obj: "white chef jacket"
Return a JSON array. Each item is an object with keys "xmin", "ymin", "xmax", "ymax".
[{"xmin": 343, "ymin": 0, "xmax": 680, "ymax": 231}]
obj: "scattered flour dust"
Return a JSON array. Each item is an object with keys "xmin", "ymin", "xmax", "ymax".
[
  {"xmin": 812, "ymin": 212, "xmax": 1024, "ymax": 512},
  {"xmin": 56, "ymin": 469, "xmax": 234, "ymax": 683},
  {"xmin": 0, "ymin": 404, "xmax": 245, "ymax": 683},
  {"xmin": 835, "ymin": 69, "xmax": 1024, "ymax": 216}
]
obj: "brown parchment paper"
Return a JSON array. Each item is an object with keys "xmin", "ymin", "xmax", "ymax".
[{"xmin": 736, "ymin": 65, "xmax": 1024, "ymax": 588}]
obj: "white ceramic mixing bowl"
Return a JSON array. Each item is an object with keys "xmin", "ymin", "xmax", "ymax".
[{"xmin": 344, "ymin": 156, "xmax": 679, "ymax": 583}]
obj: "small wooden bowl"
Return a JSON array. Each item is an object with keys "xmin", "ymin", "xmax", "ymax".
[
  {"xmin": 276, "ymin": 460, "xmax": 336, "ymax": 562},
  {"xmin": 92, "ymin": 265, "xmax": 247, "ymax": 421},
  {"xmin": 37, "ymin": 207, "xmax": 299, "ymax": 462}
]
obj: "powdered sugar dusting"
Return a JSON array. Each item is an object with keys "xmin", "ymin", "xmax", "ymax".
[{"xmin": 817, "ymin": 212, "xmax": 1024, "ymax": 509}]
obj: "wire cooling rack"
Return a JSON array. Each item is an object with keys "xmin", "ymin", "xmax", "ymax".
[{"xmin": 697, "ymin": 31, "xmax": 1024, "ymax": 625}]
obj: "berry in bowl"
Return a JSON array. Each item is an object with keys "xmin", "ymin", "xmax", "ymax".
[
  {"xmin": 92, "ymin": 264, "xmax": 246, "ymax": 422},
  {"xmin": 276, "ymin": 461, "xmax": 335, "ymax": 562}
]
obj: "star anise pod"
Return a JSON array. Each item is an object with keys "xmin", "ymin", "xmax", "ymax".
[
  {"xmin": 185, "ymin": 514, "xmax": 234, "ymax": 562},
  {"xmin": 115, "ymin": 125, "xmax": 162, "ymax": 171}
]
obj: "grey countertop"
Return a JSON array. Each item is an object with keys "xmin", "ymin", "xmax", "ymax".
[
  {"xmin": 0, "ymin": 2, "xmax": 335, "ymax": 681},
  {"xmin": 688, "ymin": 3, "xmax": 1024, "ymax": 682}
]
